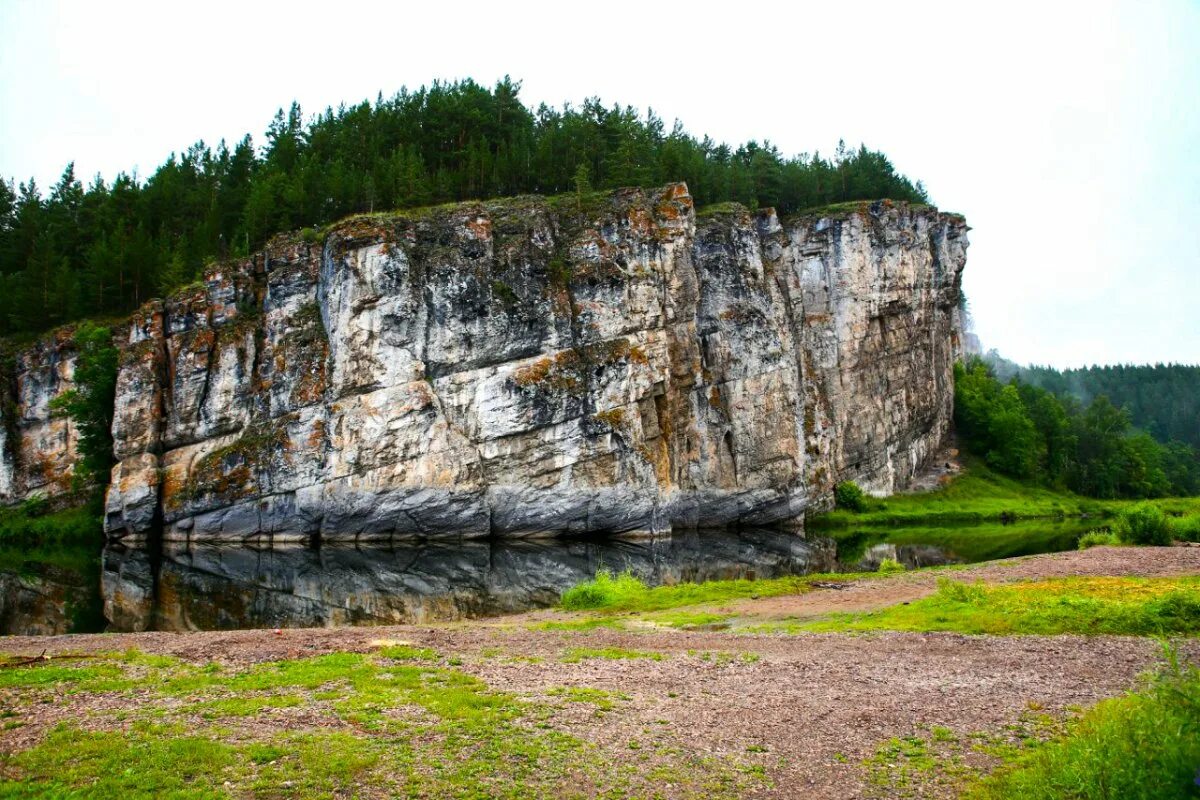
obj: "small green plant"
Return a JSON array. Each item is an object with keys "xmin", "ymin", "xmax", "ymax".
[
  {"xmin": 877, "ymin": 557, "xmax": 905, "ymax": 574},
  {"xmin": 491, "ymin": 280, "xmax": 518, "ymax": 308},
  {"xmin": 560, "ymin": 568, "xmax": 648, "ymax": 610},
  {"xmin": 1077, "ymin": 530, "xmax": 1121, "ymax": 550},
  {"xmin": 834, "ymin": 481, "xmax": 869, "ymax": 513},
  {"xmin": 1114, "ymin": 503, "xmax": 1173, "ymax": 546},
  {"xmin": 18, "ymin": 494, "xmax": 48, "ymax": 518}
]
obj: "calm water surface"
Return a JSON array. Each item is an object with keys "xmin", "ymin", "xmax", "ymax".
[{"xmin": 0, "ymin": 520, "xmax": 1096, "ymax": 636}]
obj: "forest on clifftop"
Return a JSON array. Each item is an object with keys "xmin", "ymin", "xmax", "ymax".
[{"xmin": 0, "ymin": 77, "xmax": 928, "ymax": 338}]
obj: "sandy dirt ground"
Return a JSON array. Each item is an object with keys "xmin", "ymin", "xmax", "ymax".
[{"xmin": 2, "ymin": 545, "xmax": 1198, "ymax": 799}]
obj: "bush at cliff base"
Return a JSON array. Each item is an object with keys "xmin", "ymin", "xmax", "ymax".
[{"xmin": 835, "ymin": 481, "xmax": 869, "ymax": 512}]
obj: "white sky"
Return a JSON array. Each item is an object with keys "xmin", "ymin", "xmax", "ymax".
[{"xmin": 1, "ymin": 0, "xmax": 1197, "ymax": 368}]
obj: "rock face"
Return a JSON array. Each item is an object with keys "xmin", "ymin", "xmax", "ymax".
[
  {"xmin": 10, "ymin": 185, "xmax": 966, "ymax": 541},
  {"xmin": 0, "ymin": 328, "xmax": 81, "ymax": 505}
]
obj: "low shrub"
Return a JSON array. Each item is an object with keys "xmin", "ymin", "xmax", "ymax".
[
  {"xmin": 1171, "ymin": 514, "xmax": 1200, "ymax": 543},
  {"xmin": 877, "ymin": 557, "xmax": 905, "ymax": 574},
  {"xmin": 1077, "ymin": 530, "xmax": 1120, "ymax": 550},
  {"xmin": 834, "ymin": 481, "xmax": 869, "ymax": 513},
  {"xmin": 1113, "ymin": 503, "xmax": 1173, "ymax": 546}
]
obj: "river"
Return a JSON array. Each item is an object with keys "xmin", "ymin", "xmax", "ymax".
[{"xmin": 0, "ymin": 519, "xmax": 1096, "ymax": 636}]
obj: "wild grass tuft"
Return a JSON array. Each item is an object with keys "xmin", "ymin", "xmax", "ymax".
[
  {"xmin": 560, "ymin": 647, "xmax": 664, "ymax": 663},
  {"xmin": 559, "ymin": 568, "xmax": 648, "ymax": 610},
  {"xmin": 1077, "ymin": 530, "xmax": 1121, "ymax": 550}
]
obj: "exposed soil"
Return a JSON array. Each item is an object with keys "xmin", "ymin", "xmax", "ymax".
[{"xmin": 2, "ymin": 545, "xmax": 1198, "ymax": 799}]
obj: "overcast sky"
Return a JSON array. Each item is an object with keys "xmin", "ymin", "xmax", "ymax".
[{"xmin": 1, "ymin": 0, "xmax": 1196, "ymax": 368}]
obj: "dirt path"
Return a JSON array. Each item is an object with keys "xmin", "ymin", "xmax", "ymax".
[{"xmin": 2, "ymin": 545, "xmax": 1198, "ymax": 799}]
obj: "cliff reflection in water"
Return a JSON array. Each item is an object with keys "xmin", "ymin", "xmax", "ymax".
[{"xmin": 101, "ymin": 529, "xmax": 836, "ymax": 632}]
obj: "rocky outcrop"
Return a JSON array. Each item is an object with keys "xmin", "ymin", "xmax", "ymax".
[
  {"xmin": 7, "ymin": 185, "xmax": 966, "ymax": 541},
  {"xmin": 0, "ymin": 328, "xmax": 81, "ymax": 505}
]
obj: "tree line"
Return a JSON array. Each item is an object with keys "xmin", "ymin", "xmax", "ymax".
[
  {"xmin": 986, "ymin": 354, "xmax": 1199, "ymax": 453},
  {"xmin": 0, "ymin": 77, "xmax": 929, "ymax": 338},
  {"xmin": 955, "ymin": 358, "xmax": 1199, "ymax": 498}
]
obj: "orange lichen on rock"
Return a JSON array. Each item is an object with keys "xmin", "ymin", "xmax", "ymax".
[
  {"xmin": 592, "ymin": 408, "xmax": 627, "ymax": 429},
  {"xmin": 465, "ymin": 216, "xmax": 493, "ymax": 240},
  {"xmin": 512, "ymin": 350, "xmax": 583, "ymax": 393}
]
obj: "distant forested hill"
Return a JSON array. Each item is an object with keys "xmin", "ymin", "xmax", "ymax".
[
  {"xmin": 961, "ymin": 354, "xmax": 1200, "ymax": 497},
  {"xmin": 987, "ymin": 356, "xmax": 1200, "ymax": 451},
  {"xmin": 0, "ymin": 77, "xmax": 929, "ymax": 338}
]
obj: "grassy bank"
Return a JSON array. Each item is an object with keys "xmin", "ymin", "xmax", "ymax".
[
  {"xmin": 811, "ymin": 462, "xmax": 1200, "ymax": 529},
  {"xmin": 969, "ymin": 649, "xmax": 1200, "ymax": 800},
  {"xmin": 776, "ymin": 576, "xmax": 1200, "ymax": 637}
]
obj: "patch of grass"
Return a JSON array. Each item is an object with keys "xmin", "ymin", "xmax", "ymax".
[
  {"xmin": 690, "ymin": 650, "xmax": 760, "ymax": 666},
  {"xmin": 376, "ymin": 644, "xmax": 439, "ymax": 662},
  {"xmin": 1, "ymin": 723, "xmax": 242, "ymax": 798},
  {"xmin": 820, "ymin": 461, "xmax": 1200, "ymax": 531},
  {"xmin": 561, "ymin": 647, "xmax": 664, "ymax": 663},
  {"xmin": 811, "ymin": 462, "xmax": 1098, "ymax": 528},
  {"xmin": 968, "ymin": 648, "xmax": 1200, "ymax": 800},
  {"xmin": 0, "ymin": 659, "xmax": 127, "ymax": 689},
  {"xmin": 862, "ymin": 712, "xmax": 1063, "ymax": 798},
  {"xmin": 546, "ymin": 686, "xmax": 627, "ymax": 712},
  {"xmin": 529, "ymin": 616, "xmax": 625, "ymax": 632},
  {"xmin": 644, "ymin": 611, "xmax": 733, "ymax": 629},
  {"xmin": 865, "ymin": 735, "xmax": 943, "ymax": 793},
  {"xmin": 1174, "ymin": 513, "xmax": 1200, "ymax": 542},
  {"xmin": 1077, "ymin": 529, "xmax": 1120, "ymax": 549},
  {"xmin": 191, "ymin": 693, "xmax": 306, "ymax": 718},
  {"xmin": 560, "ymin": 567, "xmax": 648, "ymax": 610},
  {"xmin": 796, "ymin": 576, "xmax": 1200, "ymax": 637},
  {"xmin": 558, "ymin": 568, "xmax": 876, "ymax": 616},
  {"xmin": 0, "ymin": 649, "xmax": 763, "ymax": 798}
]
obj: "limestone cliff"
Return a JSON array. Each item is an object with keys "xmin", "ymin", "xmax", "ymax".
[
  {"xmin": 1, "ymin": 185, "xmax": 968, "ymax": 540},
  {"xmin": 0, "ymin": 328, "xmax": 81, "ymax": 505}
]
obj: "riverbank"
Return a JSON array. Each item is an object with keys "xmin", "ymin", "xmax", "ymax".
[
  {"xmin": 809, "ymin": 457, "xmax": 1200, "ymax": 530},
  {"xmin": 2, "ymin": 546, "xmax": 1198, "ymax": 798}
]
